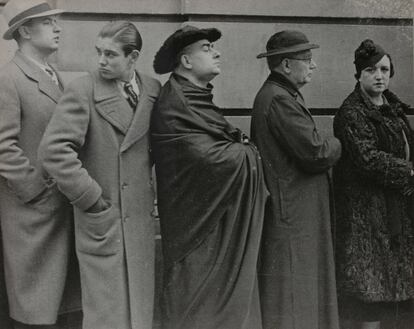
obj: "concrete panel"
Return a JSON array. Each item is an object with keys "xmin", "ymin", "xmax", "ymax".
[
  {"xmin": 186, "ymin": 21, "xmax": 413, "ymax": 109},
  {"xmin": 183, "ymin": 0, "xmax": 413, "ymax": 19},
  {"xmin": 222, "ymin": 115, "xmax": 414, "ymax": 140},
  {"xmin": 0, "ymin": 9, "xmax": 17, "ymax": 67},
  {"xmin": 56, "ymin": 19, "xmax": 181, "ymax": 83},
  {"xmin": 225, "ymin": 116, "xmax": 251, "ymax": 135},
  {"xmin": 56, "ymin": 0, "xmax": 180, "ymax": 15}
]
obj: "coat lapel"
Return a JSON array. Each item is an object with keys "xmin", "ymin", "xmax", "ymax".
[
  {"xmin": 120, "ymin": 73, "xmax": 156, "ymax": 152},
  {"xmin": 93, "ymin": 72, "xmax": 133, "ymax": 135},
  {"xmin": 13, "ymin": 51, "xmax": 62, "ymax": 103}
]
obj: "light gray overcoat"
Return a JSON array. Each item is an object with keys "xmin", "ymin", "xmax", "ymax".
[
  {"xmin": 39, "ymin": 70, "xmax": 160, "ymax": 329},
  {"xmin": 0, "ymin": 51, "xmax": 81, "ymax": 324}
]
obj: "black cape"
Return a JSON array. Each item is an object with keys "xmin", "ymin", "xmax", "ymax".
[{"xmin": 151, "ymin": 74, "xmax": 268, "ymax": 329}]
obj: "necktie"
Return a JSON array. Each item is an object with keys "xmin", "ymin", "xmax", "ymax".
[
  {"xmin": 44, "ymin": 67, "xmax": 59, "ymax": 86},
  {"xmin": 124, "ymin": 82, "xmax": 138, "ymax": 110}
]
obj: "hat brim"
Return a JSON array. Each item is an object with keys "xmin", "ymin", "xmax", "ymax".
[
  {"xmin": 153, "ymin": 27, "xmax": 222, "ymax": 74},
  {"xmin": 3, "ymin": 9, "xmax": 64, "ymax": 40},
  {"xmin": 257, "ymin": 43, "xmax": 319, "ymax": 58}
]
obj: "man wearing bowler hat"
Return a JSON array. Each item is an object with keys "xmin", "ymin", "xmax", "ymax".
[
  {"xmin": 0, "ymin": 1, "xmax": 81, "ymax": 328},
  {"xmin": 251, "ymin": 30, "xmax": 341, "ymax": 329},
  {"xmin": 151, "ymin": 25, "xmax": 268, "ymax": 329}
]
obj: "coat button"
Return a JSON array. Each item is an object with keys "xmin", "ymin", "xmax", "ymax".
[
  {"xmin": 121, "ymin": 183, "xmax": 128, "ymax": 189},
  {"xmin": 123, "ymin": 216, "xmax": 130, "ymax": 222}
]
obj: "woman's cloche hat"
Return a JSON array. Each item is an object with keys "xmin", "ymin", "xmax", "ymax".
[{"xmin": 2, "ymin": 0, "xmax": 64, "ymax": 40}]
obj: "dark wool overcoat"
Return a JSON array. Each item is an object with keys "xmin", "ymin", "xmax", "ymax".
[
  {"xmin": 152, "ymin": 74, "xmax": 268, "ymax": 329},
  {"xmin": 333, "ymin": 84, "xmax": 414, "ymax": 303},
  {"xmin": 39, "ymin": 70, "xmax": 160, "ymax": 329},
  {"xmin": 0, "ymin": 51, "xmax": 81, "ymax": 324},
  {"xmin": 251, "ymin": 71, "xmax": 342, "ymax": 329}
]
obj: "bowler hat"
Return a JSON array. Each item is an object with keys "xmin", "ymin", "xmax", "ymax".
[
  {"xmin": 257, "ymin": 30, "xmax": 319, "ymax": 58},
  {"xmin": 153, "ymin": 25, "xmax": 221, "ymax": 74},
  {"xmin": 2, "ymin": 0, "xmax": 64, "ymax": 40}
]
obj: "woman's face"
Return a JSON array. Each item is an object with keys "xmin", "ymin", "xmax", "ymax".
[{"xmin": 359, "ymin": 55, "xmax": 391, "ymax": 98}]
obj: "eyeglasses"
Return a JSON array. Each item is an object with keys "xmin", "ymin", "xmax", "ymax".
[{"xmin": 286, "ymin": 57, "xmax": 313, "ymax": 65}]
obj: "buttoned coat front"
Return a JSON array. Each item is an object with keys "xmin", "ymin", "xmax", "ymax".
[
  {"xmin": 39, "ymin": 70, "xmax": 160, "ymax": 329},
  {"xmin": 0, "ymin": 51, "xmax": 80, "ymax": 324},
  {"xmin": 251, "ymin": 72, "xmax": 342, "ymax": 329}
]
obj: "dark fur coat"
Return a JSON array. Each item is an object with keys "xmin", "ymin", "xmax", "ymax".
[{"xmin": 333, "ymin": 83, "xmax": 414, "ymax": 302}]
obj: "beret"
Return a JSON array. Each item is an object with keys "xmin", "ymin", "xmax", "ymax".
[{"xmin": 153, "ymin": 25, "xmax": 221, "ymax": 74}]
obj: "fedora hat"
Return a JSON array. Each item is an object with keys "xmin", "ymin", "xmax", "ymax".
[
  {"xmin": 153, "ymin": 25, "xmax": 221, "ymax": 74},
  {"xmin": 257, "ymin": 30, "xmax": 319, "ymax": 58},
  {"xmin": 2, "ymin": 0, "xmax": 64, "ymax": 40}
]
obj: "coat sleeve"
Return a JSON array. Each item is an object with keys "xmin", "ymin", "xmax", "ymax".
[
  {"xmin": 0, "ymin": 72, "xmax": 47, "ymax": 202},
  {"xmin": 334, "ymin": 107, "xmax": 411, "ymax": 188},
  {"xmin": 266, "ymin": 94, "xmax": 341, "ymax": 173},
  {"xmin": 39, "ymin": 78, "xmax": 102, "ymax": 211}
]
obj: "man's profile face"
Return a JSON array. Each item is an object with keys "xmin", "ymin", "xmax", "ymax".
[
  {"xmin": 23, "ymin": 15, "xmax": 62, "ymax": 52},
  {"xmin": 95, "ymin": 37, "xmax": 135, "ymax": 81},
  {"xmin": 182, "ymin": 39, "xmax": 221, "ymax": 83},
  {"xmin": 286, "ymin": 51, "xmax": 317, "ymax": 89}
]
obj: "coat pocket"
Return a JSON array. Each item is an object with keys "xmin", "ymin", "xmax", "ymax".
[{"xmin": 74, "ymin": 204, "xmax": 121, "ymax": 256}]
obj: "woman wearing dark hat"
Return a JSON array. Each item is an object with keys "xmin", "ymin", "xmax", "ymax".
[{"xmin": 333, "ymin": 39, "xmax": 414, "ymax": 329}]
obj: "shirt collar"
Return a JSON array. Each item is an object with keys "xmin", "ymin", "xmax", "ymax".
[{"xmin": 117, "ymin": 71, "xmax": 140, "ymax": 97}]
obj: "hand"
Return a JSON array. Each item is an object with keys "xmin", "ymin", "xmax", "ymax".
[{"xmin": 86, "ymin": 197, "xmax": 110, "ymax": 214}]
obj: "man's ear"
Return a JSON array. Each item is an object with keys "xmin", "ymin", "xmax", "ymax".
[
  {"xmin": 180, "ymin": 53, "xmax": 192, "ymax": 70},
  {"xmin": 17, "ymin": 25, "xmax": 31, "ymax": 40},
  {"xmin": 129, "ymin": 49, "xmax": 140, "ymax": 62},
  {"xmin": 281, "ymin": 58, "xmax": 291, "ymax": 74}
]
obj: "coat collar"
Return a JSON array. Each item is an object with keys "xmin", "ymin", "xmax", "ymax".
[
  {"xmin": 93, "ymin": 70, "xmax": 156, "ymax": 152},
  {"xmin": 267, "ymin": 71, "xmax": 306, "ymax": 108},
  {"xmin": 267, "ymin": 70, "xmax": 308, "ymax": 113},
  {"xmin": 351, "ymin": 83, "xmax": 406, "ymax": 123},
  {"xmin": 13, "ymin": 50, "xmax": 62, "ymax": 102}
]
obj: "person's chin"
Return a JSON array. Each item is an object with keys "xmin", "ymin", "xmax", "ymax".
[
  {"xmin": 373, "ymin": 84, "xmax": 386, "ymax": 92},
  {"xmin": 99, "ymin": 70, "xmax": 113, "ymax": 79},
  {"xmin": 212, "ymin": 68, "xmax": 221, "ymax": 76}
]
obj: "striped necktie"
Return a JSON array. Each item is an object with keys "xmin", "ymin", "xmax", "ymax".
[
  {"xmin": 124, "ymin": 82, "xmax": 138, "ymax": 110},
  {"xmin": 44, "ymin": 67, "xmax": 59, "ymax": 86}
]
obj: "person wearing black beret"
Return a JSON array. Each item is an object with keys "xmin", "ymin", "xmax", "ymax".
[
  {"xmin": 251, "ymin": 30, "xmax": 342, "ymax": 329},
  {"xmin": 151, "ymin": 25, "xmax": 268, "ymax": 329},
  {"xmin": 333, "ymin": 39, "xmax": 414, "ymax": 329}
]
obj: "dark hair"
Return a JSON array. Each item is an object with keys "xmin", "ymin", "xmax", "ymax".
[
  {"xmin": 354, "ymin": 39, "xmax": 394, "ymax": 79},
  {"xmin": 98, "ymin": 21, "xmax": 142, "ymax": 56}
]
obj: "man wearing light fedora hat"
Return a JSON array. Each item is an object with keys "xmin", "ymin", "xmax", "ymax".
[
  {"xmin": 251, "ymin": 30, "xmax": 341, "ymax": 329},
  {"xmin": 0, "ymin": 1, "xmax": 81, "ymax": 328}
]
